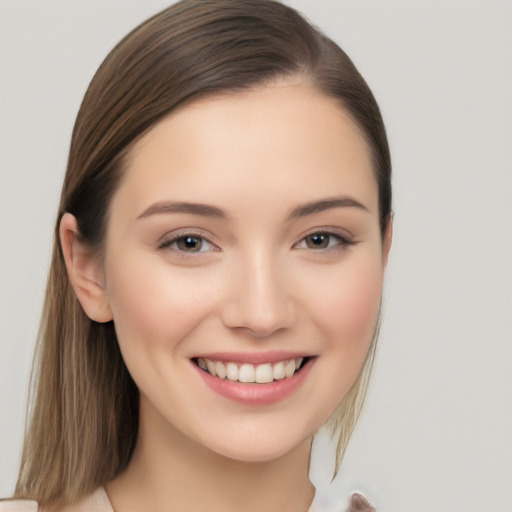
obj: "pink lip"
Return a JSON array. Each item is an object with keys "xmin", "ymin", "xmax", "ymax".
[
  {"xmin": 192, "ymin": 357, "xmax": 315, "ymax": 405},
  {"xmin": 193, "ymin": 350, "xmax": 311, "ymax": 365}
]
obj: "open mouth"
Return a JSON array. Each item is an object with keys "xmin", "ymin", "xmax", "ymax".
[{"xmin": 193, "ymin": 356, "xmax": 311, "ymax": 384}]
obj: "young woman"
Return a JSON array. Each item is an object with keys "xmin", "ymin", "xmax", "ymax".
[{"xmin": 2, "ymin": 1, "xmax": 391, "ymax": 510}]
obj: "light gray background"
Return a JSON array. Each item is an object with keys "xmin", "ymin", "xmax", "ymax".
[{"xmin": 1, "ymin": 1, "xmax": 510, "ymax": 510}]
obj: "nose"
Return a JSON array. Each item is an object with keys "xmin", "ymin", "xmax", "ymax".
[{"xmin": 220, "ymin": 252, "xmax": 295, "ymax": 338}]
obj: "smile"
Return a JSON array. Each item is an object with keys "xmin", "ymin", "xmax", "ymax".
[
  {"xmin": 196, "ymin": 357, "xmax": 305, "ymax": 384},
  {"xmin": 192, "ymin": 352, "xmax": 316, "ymax": 405}
]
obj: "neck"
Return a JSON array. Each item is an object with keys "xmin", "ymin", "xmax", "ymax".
[{"xmin": 106, "ymin": 399, "xmax": 315, "ymax": 512}]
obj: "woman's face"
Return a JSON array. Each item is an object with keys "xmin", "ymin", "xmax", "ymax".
[{"xmin": 101, "ymin": 82, "xmax": 389, "ymax": 462}]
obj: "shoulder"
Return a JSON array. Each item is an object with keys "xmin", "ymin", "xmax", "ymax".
[
  {"xmin": 0, "ymin": 501, "xmax": 38, "ymax": 512},
  {"xmin": 52, "ymin": 488, "xmax": 113, "ymax": 512},
  {"xmin": 0, "ymin": 488, "xmax": 113, "ymax": 512},
  {"xmin": 309, "ymin": 490, "xmax": 375, "ymax": 512},
  {"xmin": 346, "ymin": 492, "xmax": 375, "ymax": 511}
]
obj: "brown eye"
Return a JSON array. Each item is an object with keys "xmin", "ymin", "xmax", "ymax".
[
  {"xmin": 176, "ymin": 236, "xmax": 204, "ymax": 252},
  {"xmin": 158, "ymin": 232, "xmax": 217, "ymax": 255},
  {"xmin": 304, "ymin": 233, "xmax": 330, "ymax": 249},
  {"xmin": 294, "ymin": 231, "xmax": 355, "ymax": 252}
]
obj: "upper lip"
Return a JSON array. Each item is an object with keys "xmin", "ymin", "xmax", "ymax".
[{"xmin": 192, "ymin": 351, "xmax": 314, "ymax": 365}]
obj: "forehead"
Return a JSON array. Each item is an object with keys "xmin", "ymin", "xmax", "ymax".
[{"xmin": 112, "ymin": 82, "xmax": 377, "ymax": 220}]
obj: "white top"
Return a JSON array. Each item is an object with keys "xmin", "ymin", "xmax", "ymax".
[{"xmin": 0, "ymin": 487, "xmax": 371, "ymax": 511}]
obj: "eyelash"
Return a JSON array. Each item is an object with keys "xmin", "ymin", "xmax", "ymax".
[
  {"xmin": 292, "ymin": 230, "xmax": 356, "ymax": 251},
  {"xmin": 157, "ymin": 229, "xmax": 355, "ymax": 256},
  {"xmin": 157, "ymin": 231, "xmax": 218, "ymax": 255}
]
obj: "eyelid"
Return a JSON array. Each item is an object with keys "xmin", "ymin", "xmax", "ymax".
[
  {"xmin": 157, "ymin": 229, "xmax": 219, "ymax": 253},
  {"xmin": 292, "ymin": 227, "xmax": 356, "ymax": 250}
]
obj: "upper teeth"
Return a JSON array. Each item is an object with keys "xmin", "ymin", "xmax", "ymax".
[{"xmin": 197, "ymin": 357, "xmax": 304, "ymax": 383}]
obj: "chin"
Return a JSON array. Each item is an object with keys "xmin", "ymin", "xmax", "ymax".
[
  {"xmin": 218, "ymin": 445, "xmax": 291, "ymax": 463},
  {"xmin": 195, "ymin": 425, "xmax": 313, "ymax": 465}
]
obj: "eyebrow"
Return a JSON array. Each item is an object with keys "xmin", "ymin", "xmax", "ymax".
[
  {"xmin": 287, "ymin": 196, "xmax": 369, "ymax": 220},
  {"xmin": 137, "ymin": 201, "xmax": 227, "ymax": 220},
  {"xmin": 137, "ymin": 196, "xmax": 368, "ymax": 221}
]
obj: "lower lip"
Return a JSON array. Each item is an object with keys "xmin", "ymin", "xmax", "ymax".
[{"xmin": 193, "ymin": 358, "xmax": 315, "ymax": 405}]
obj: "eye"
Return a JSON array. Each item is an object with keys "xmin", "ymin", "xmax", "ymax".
[
  {"xmin": 304, "ymin": 233, "xmax": 333, "ymax": 249},
  {"xmin": 294, "ymin": 231, "xmax": 354, "ymax": 251},
  {"xmin": 158, "ymin": 233, "xmax": 217, "ymax": 254}
]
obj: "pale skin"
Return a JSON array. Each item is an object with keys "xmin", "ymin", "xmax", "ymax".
[{"xmin": 61, "ymin": 81, "xmax": 391, "ymax": 512}]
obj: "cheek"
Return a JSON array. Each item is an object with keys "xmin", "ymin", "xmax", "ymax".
[
  {"xmin": 340, "ymin": 270, "xmax": 382, "ymax": 339},
  {"xmin": 104, "ymin": 256, "xmax": 217, "ymax": 354},
  {"xmin": 309, "ymin": 258, "xmax": 383, "ymax": 351}
]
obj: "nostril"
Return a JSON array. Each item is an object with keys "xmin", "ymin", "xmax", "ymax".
[{"xmin": 219, "ymin": 274, "xmax": 296, "ymax": 336}]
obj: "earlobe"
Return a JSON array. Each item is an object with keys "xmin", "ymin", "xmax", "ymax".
[{"xmin": 59, "ymin": 213, "xmax": 113, "ymax": 323}]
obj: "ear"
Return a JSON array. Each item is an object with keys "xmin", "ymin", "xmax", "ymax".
[
  {"xmin": 382, "ymin": 213, "xmax": 393, "ymax": 266},
  {"xmin": 59, "ymin": 213, "xmax": 113, "ymax": 323}
]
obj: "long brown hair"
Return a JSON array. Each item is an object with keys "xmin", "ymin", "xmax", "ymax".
[{"xmin": 15, "ymin": 0, "xmax": 391, "ymax": 505}]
